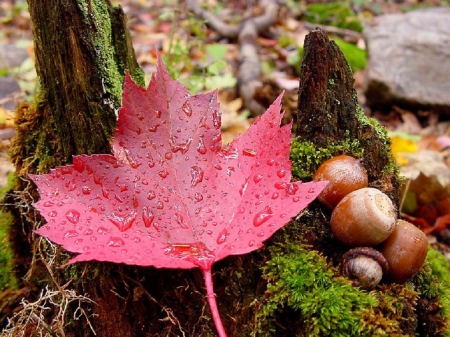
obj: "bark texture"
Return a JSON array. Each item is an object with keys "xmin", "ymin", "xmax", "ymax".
[
  {"xmin": 3, "ymin": 1, "xmax": 145, "ymax": 335},
  {"xmin": 296, "ymin": 28, "xmax": 399, "ymax": 202}
]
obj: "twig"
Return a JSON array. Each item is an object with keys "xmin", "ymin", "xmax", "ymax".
[{"xmin": 303, "ymin": 22, "xmax": 362, "ymax": 43}]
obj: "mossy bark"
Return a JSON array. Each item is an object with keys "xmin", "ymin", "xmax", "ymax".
[{"xmin": 2, "ymin": 1, "xmax": 145, "ymax": 335}]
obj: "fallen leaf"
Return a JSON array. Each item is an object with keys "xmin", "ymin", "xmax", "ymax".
[{"xmin": 30, "ymin": 55, "xmax": 327, "ymax": 336}]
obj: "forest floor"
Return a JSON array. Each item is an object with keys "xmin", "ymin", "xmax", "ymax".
[{"xmin": 1, "ymin": 0, "xmax": 450, "ymax": 285}]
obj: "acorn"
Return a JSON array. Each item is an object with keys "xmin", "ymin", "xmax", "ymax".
[
  {"xmin": 313, "ymin": 155, "xmax": 368, "ymax": 209},
  {"xmin": 330, "ymin": 187, "xmax": 397, "ymax": 247},
  {"xmin": 379, "ymin": 219, "xmax": 428, "ymax": 283},
  {"xmin": 342, "ymin": 247, "xmax": 389, "ymax": 289}
]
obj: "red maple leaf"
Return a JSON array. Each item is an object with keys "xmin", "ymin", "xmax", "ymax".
[{"xmin": 30, "ymin": 55, "xmax": 327, "ymax": 336}]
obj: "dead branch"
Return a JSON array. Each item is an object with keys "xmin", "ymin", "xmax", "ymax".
[{"xmin": 186, "ymin": 0, "xmax": 280, "ymax": 116}]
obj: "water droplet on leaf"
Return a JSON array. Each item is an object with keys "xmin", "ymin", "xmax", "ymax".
[
  {"xmin": 253, "ymin": 206, "xmax": 274, "ymax": 227},
  {"xmin": 73, "ymin": 158, "xmax": 85, "ymax": 173},
  {"xmin": 194, "ymin": 192, "xmax": 203, "ymax": 202},
  {"xmin": 190, "ymin": 166, "xmax": 204, "ymax": 187},
  {"xmin": 107, "ymin": 210, "xmax": 137, "ymax": 232},
  {"xmin": 147, "ymin": 191, "xmax": 156, "ymax": 200},
  {"xmin": 197, "ymin": 138, "xmax": 207, "ymax": 155},
  {"xmin": 174, "ymin": 213, "xmax": 188, "ymax": 229},
  {"xmin": 169, "ymin": 136, "xmax": 193, "ymax": 154},
  {"xmin": 65, "ymin": 209, "xmax": 80, "ymax": 224},
  {"xmin": 81, "ymin": 186, "xmax": 91, "ymax": 195},
  {"xmin": 101, "ymin": 185, "xmax": 109, "ymax": 198},
  {"xmin": 212, "ymin": 110, "xmax": 221, "ymax": 129},
  {"xmin": 253, "ymin": 174, "xmax": 263, "ymax": 183},
  {"xmin": 93, "ymin": 174, "xmax": 102, "ymax": 185},
  {"xmin": 286, "ymin": 183, "xmax": 299, "ymax": 195},
  {"xmin": 277, "ymin": 169, "xmax": 287, "ymax": 178},
  {"xmin": 97, "ymin": 226, "xmax": 110, "ymax": 235},
  {"xmin": 122, "ymin": 146, "xmax": 141, "ymax": 168},
  {"xmin": 216, "ymin": 229, "xmax": 229, "ymax": 244},
  {"xmin": 182, "ymin": 101, "xmax": 192, "ymax": 117},
  {"xmin": 243, "ymin": 149, "xmax": 257, "ymax": 157},
  {"xmin": 158, "ymin": 170, "xmax": 169, "ymax": 179},
  {"xmin": 107, "ymin": 237, "xmax": 125, "ymax": 247},
  {"xmin": 142, "ymin": 206, "xmax": 154, "ymax": 228},
  {"xmin": 48, "ymin": 211, "xmax": 57, "ymax": 217},
  {"xmin": 274, "ymin": 182, "xmax": 287, "ymax": 190},
  {"xmin": 64, "ymin": 230, "xmax": 79, "ymax": 239},
  {"xmin": 226, "ymin": 166, "xmax": 235, "ymax": 176},
  {"xmin": 148, "ymin": 124, "xmax": 160, "ymax": 132}
]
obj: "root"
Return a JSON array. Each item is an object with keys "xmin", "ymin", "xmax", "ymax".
[{"xmin": 1, "ymin": 284, "xmax": 96, "ymax": 337}]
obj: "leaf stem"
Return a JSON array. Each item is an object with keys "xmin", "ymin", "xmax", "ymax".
[{"xmin": 202, "ymin": 269, "xmax": 227, "ymax": 337}]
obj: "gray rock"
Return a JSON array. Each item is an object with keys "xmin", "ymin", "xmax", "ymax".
[
  {"xmin": 0, "ymin": 43, "xmax": 28, "ymax": 69},
  {"xmin": 0, "ymin": 76, "xmax": 21, "ymax": 110},
  {"xmin": 363, "ymin": 7, "xmax": 450, "ymax": 114}
]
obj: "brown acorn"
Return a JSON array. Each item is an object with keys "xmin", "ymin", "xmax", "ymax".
[
  {"xmin": 379, "ymin": 219, "xmax": 428, "ymax": 283},
  {"xmin": 330, "ymin": 187, "xmax": 397, "ymax": 247},
  {"xmin": 313, "ymin": 155, "xmax": 368, "ymax": 209}
]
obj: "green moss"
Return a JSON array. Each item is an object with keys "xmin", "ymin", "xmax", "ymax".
[
  {"xmin": 290, "ymin": 135, "xmax": 363, "ymax": 180},
  {"xmin": 258, "ymin": 242, "xmax": 450, "ymax": 336},
  {"xmin": 78, "ymin": 0, "xmax": 131, "ymax": 107},
  {"xmin": 411, "ymin": 247, "xmax": 450, "ymax": 335},
  {"xmin": 259, "ymin": 243, "xmax": 383, "ymax": 336},
  {"xmin": 355, "ymin": 106, "xmax": 400, "ymax": 180},
  {"xmin": 426, "ymin": 247, "xmax": 450, "ymax": 289},
  {"xmin": 0, "ymin": 173, "xmax": 18, "ymax": 290}
]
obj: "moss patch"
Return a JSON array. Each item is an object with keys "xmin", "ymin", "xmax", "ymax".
[
  {"xmin": 0, "ymin": 173, "xmax": 18, "ymax": 290},
  {"xmin": 412, "ymin": 247, "xmax": 450, "ymax": 335},
  {"xmin": 78, "ymin": 0, "xmax": 123, "ymax": 107},
  {"xmin": 257, "ymin": 241, "xmax": 450, "ymax": 336},
  {"xmin": 290, "ymin": 136, "xmax": 362, "ymax": 180},
  {"xmin": 258, "ymin": 242, "xmax": 377, "ymax": 336}
]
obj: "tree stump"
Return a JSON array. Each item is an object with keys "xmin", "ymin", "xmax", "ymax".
[{"xmin": 295, "ymin": 28, "xmax": 399, "ymax": 203}]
